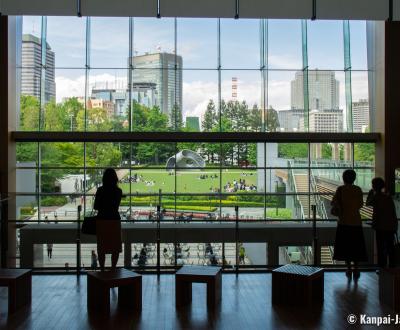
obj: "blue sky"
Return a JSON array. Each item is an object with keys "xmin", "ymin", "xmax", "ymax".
[{"xmin": 22, "ymin": 16, "xmax": 369, "ymax": 119}]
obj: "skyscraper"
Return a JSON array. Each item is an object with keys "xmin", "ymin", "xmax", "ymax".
[
  {"xmin": 291, "ymin": 70, "xmax": 339, "ymax": 111},
  {"xmin": 352, "ymin": 99, "xmax": 370, "ymax": 132},
  {"xmin": 299, "ymin": 109, "xmax": 343, "ymax": 132},
  {"xmin": 21, "ymin": 34, "xmax": 55, "ymax": 103},
  {"xmin": 129, "ymin": 52, "xmax": 182, "ymax": 116}
]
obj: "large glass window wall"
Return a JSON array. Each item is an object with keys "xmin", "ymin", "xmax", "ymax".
[
  {"xmin": 18, "ymin": 17, "xmax": 371, "ymax": 134},
  {"xmin": 13, "ymin": 16, "xmax": 376, "ymax": 270}
]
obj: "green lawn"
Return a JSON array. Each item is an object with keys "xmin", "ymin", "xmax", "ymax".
[{"xmin": 120, "ymin": 169, "xmax": 258, "ymax": 194}]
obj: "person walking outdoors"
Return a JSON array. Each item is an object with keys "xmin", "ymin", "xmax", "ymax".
[
  {"xmin": 94, "ymin": 168, "xmax": 122, "ymax": 271},
  {"xmin": 331, "ymin": 169, "xmax": 367, "ymax": 280},
  {"xmin": 47, "ymin": 243, "xmax": 53, "ymax": 259},
  {"xmin": 366, "ymin": 177, "xmax": 398, "ymax": 272}
]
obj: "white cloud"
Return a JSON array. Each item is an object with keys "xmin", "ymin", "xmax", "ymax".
[{"xmin": 55, "ymin": 75, "xmax": 85, "ymax": 102}]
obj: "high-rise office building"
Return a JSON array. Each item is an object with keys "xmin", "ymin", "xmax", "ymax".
[
  {"xmin": 291, "ymin": 70, "xmax": 339, "ymax": 111},
  {"xmin": 277, "ymin": 109, "xmax": 305, "ymax": 131},
  {"xmin": 299, "ymin": 109, "xmax": 343, "ymax": 132},
  {"xmin": 129, "ymin": 52, "xmax": 182, "ymax": 116},
  {"xmin": 91, "ymin": 82, "xmax": 158, "ymax": 117},
  {"xmin": 352, "ymin": 99, "xmax": 370, "ymax": 132},
  {"xmin": 21, "ymin": 34, "xmax": 55, "ymax": 102}
]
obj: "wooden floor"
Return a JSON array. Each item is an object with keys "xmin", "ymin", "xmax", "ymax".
[{"xmin": 0, "ymin": 271, "xmax": 395, "ymax": 330}]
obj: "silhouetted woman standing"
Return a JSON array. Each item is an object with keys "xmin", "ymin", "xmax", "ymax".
[
  {"xmin": 94, "ymin": 168, "xmax": 122, "ymax": 271},
  {"xmin": 332, "ymin": 169, "xmax": 367, "ymax": 280}
]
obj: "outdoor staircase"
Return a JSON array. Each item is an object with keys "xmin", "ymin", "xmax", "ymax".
[
  {"xmin": 320, "ymin": 246, "xmax": 334, "ymax": 265},
  {"xmin": 293, "ymin": 173, "xmax": 310, "ymax": 218}
]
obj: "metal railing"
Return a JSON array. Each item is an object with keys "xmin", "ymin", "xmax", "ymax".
[{"xmin": 287, "ymin": 160, "xmax": 305, "ymax": 220}]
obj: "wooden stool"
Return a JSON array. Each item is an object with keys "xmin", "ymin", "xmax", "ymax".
[
  {"xmin": 87, "ymin": 268, "xmax": 142, "ymax": 314},
  {"xmin": 0, "ymin": 269, "xmax": 32, "ymax": 314},
  {"xmin": 379, "ymin": 267, "xmax": 400, "ymax": 312},
  {"xmin": 175, "ymin": 266, "xmax": 222, "ymax": 308},
  {"xmin": 272, "ymin": 264, "xmax": 324, "ymax": 307}
]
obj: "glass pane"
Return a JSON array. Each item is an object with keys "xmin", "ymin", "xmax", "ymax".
[
  {"xmin": 16, "ymin": 195, "xmax": 38, "ymax": 221},
  {"xmin": 16, "ymin": 168, "xmax": 37, "ymax": 193},
  {"xmin": 40, "ymin": 142, "xmax": 84, "ymax": 167},
  {"xmin": 220, "ymin": 19, "xmax": 260, "ymax": 69},
  {"xmin": 131, "ymin": 68, "xmax": 180, "ymax": 127},
  {"xmin": 351, "ymin": 71, "xmax": 370, "ymax": 132},
  {"xmin": 177, "ymin": 18, "xmax": 218, "ymax": 69},
  {"xmin": 52, "ymin": 69, "xmax": 86, "ymax": 131},
  {"xmin": 132, "ymin": 243, "xmax": 156, "ymax": 268},
  {"xmin": 182, "ymin": 70, "xmax": 218, "ymax": 132},
  {"xmin": 220, "ymin": 71, "xmax": 261, "ymax": 132},
  {"xmin": 47, "ymin": 16, "xmax": 86, "ymax": 68},
  {"xmin": 268, "ymin": 20, "xmax": 302, "ymax": 70},
  {"xmin": 307, "ymin": 20, "xmax": 344, "ymax": 70},
  {"xmin": 133, "ymin": 18, "xmax": 175, "ymax": 63},
  {"xmin": 305, "ymin": 70, "xmax": 344, "ymax": 133},
  {"xmin": 16, "ymin": 142, "xmax": 38, "ymax": 163},
  {"xmin": 354, "ymin": 143, "xmax": 375, "ymax": 166},
  {"xmin": 350, "ymin": 21, "xmax": 368, "ymax": 70},
  {"xmin": 269, "ymin": 71, "xmax": 305, "ymax": 132},
  {"xmin": 126, "ymin": 169, "xmax": 174, "ymax": 194},
  {"xmin": 85, "ymin": 143, "xmax": 123, "ymax": 167},
  {"xmin": 274, "ymin": 143, "xmax": 309, "ymax": 166},
  {"xmin": 22, "ymin": 16, "xmax": 42, "ymax": 40},
  {"xmin": 90, "ymin": 17, "xmax": 129, "ymax": 68},
  {"xmin": 34, "ymin": 244, "xmax": 77, "ymax": 268},
  {"xmin": 87, "ymin": 69, "xmax": 129, "ymax": 131},
  {"xmin": 310, "ymin": 143, "xmax": 352, "ymax": 165},
  {"xmin": 131, "ymin": 142, "xmax": 175, "ymax": 166},
  {"xmin": 279, "ymin": 246, "xmax": 313, "ymax": 265}
]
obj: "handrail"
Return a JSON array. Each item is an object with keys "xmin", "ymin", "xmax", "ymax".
[
  {"xmin": 310, "ymin": 168, "xmax": 328, "ymax": 220},
  {"xmin": 287, "ymin": 160, "xmax": 305, "ymax": 220}
]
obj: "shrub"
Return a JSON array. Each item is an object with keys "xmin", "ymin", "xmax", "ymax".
[
  {"xmin": 20, "ymin": 206, "xmax": 35, "ymax": 215},
  {"xmin": 41, "ymin": 196, "xmax": 68, "ymax": 206}
]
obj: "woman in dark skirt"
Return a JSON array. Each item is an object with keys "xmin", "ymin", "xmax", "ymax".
[
  {"xmin": 93, "ymin": 168, "xmax": 122, "ymax": 271},
  {"xmin": 332, "ymin": 169, "xmax": 367, "ymax": 280}
]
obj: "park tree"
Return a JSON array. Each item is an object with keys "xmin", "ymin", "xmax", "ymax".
[
  {"xmin": 248, "ymin": 105, "xmax": 262, "ymax": 132},
  {"xmin": 61, "ymin": 97, "xmax": 83, "ymax": 131},
  {"xmin": 44, "ymin": 101, "xmax": 68, "ymax": 131},
  {"xmin": 265, "ymin": 106, "xmax": 280, "ymax": 132},
  {"xmin": 202, "ymin": 100, "xmax": 218, "ymax": 131},
  {"xmin": 169, "ymin": 104, "xmax": 183, "ymax": 131},
  {"xmin": 201, "ymin": 100, "xmax": 219, "ymax": 163},
  {"xmin": 19, "ymin": 95, "xmax": 40, "ymax": 131}
]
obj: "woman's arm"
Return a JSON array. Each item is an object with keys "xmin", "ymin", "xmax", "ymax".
[{"xmin": 93, "ymin": 189, "xmax": 100, "ymax": 211}]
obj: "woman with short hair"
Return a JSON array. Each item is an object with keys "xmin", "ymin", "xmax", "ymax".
[{"xmin": 332, "ymin": 169, "xmax": 367, "ymax": 280}]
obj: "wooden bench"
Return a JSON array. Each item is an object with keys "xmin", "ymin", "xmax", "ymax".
[
  {"xmin": 87, "ymin": 269, "xmax": 142, "ymax": 314},
  {"xmin": 0, "ymin": 269, "xmax": 32, "ymax": 314},
  {"xmin": 379, "ymin": 268, "xmax": 400, "ymax": 312},
  {"xmin": 272, "ymin": 264, "xmax": 324, "ymax": 307},
  {"xmin": 175, "ymin": 266, "xmax": 222, "ymax": 308}
]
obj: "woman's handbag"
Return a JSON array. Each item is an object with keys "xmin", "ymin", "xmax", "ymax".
[{"xmin": 81, "ymin": 211, "xmax": 97, "ymax": 235}]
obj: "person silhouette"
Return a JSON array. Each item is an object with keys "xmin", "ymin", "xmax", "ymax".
[
  {"xmin": 332, "ymin": 169, "xmax": 367, "ymax": 280},
  {"xmin": 93, "ymin": 168, "xmax": 122, "ymax": 271}
]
